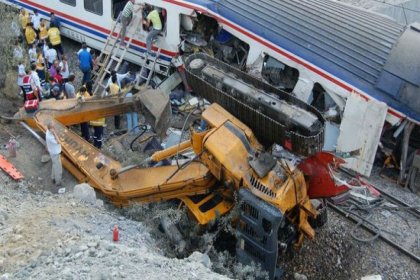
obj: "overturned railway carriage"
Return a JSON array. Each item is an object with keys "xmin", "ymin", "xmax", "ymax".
[{"xmin": 4, "ymin": 0, "xmax": 420, "ymax": 176}]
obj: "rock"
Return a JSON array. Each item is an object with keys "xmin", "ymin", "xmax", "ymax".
[
  {"xmin": 95, "ymin": 199, "xmax": 104, "ymax": 208},
  {"xmin": 88, "ymin": 248, "xmax": 97, "ymax": 257},
  {"xmin": 0, "ymin": 209, "xmax": 8, "ymax": 224},
  {"xmin": 41, "ymin": 154, "xmax": 51, "ymax": 163},
  {"xmin": 87, "ymin": 242, "xmax": 99, "ymax": 248},
  {"xmin": 73, "ymin": 252, "xmax": 83, "ymax": 260},
  {"xmin": 188, "ymin": 252, "xmax": 212, "ymax": 269},
  {"xmin": 78, "ymin": 245, "xmax": 88, "ymax": 252},
  {"xmin": 73, "ymin": 183, "xmax": 97, "ymax": 205},
  {"xmin": 11, "ymin": 234, "xmax": 23, "ymax": 242},
  {"xmin": 12, "ymin": 225, "xmax": 23, "ymax": 234},
  {"xmin": 62, "ymin": 267, "xmax": 74, "ymax": 280},
  {"xmin": 105, "ymin": 244, "xmax": 115, "ymax": 252},
  {"xmin": 0, "ymin": 273, "xmax": 10, "ymax": 280},
  {"xmin": 64, "ymin": 248, "xmax": 72, "ymax": 256},
  {"xmin": 361, "ymin": 275, "xmax": 382, "ymax": 280},
  {"xmin": 294, "ymin": 272, "xmax": 308, "ymax": 280}
]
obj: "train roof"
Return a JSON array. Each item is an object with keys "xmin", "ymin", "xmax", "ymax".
[{"xmin": 185, "ymin": 0, "xmax": 420, "ymax": 121}]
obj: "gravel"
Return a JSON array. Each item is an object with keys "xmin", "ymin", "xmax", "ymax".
[
  {"xmin": 0, "ymin": 171, "xmax": 230, "ymax": 280},
  {"xmin": 1, "ymin": 1, "xmax": 420, "ymax": 279}
]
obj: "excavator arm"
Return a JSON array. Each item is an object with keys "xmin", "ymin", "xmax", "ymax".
[{"xmin": 21, "ymin": 89, "xmax": 319, "ymax": 280}]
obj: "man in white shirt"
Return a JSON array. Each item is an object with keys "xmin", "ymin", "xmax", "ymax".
[
  {"xmin": 31, "ymin": 9, "xmax": 41, "ymax": 33},
  {"xmin": 43, "ymin": 42, "xmax": 49, "ymax": 58},
  {"xmin": 45, "ymin": 122, "xmax": 62, "ymax": 188},
  {"xmin": 28, "ymin": 44, "xmax": 37, "ymax": 63},
  {"xmin": 30, "ymin": 63, "xmax": 42, "ymax": 101},
  {"xmin": 46, "ymin": 43, "xmax": 58, "ymax": 69},
  {"xmin": 105, "ymin": 70, "xmax": 131, "ymax": 88},
  {"xmin": 13, "ymin": 41, "xmax": 24, "ymax": 60},
  {"xmin": 17, "ymin": 61, "xmax": 26, "ymax": 95}
]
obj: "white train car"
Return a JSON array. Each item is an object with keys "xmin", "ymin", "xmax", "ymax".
[{"xmin": 3, "ymin": 0, "xmax": 420, "ymax": 176}]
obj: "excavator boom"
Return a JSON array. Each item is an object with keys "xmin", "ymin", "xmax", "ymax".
[{"xmin": 20, "ymin": 88, "xmax": 318, "ymax": 280}]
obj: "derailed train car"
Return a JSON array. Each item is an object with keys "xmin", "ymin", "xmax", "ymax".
[{"xmin": 3, "ymin": 0, "xmax": 420, "ymax": 175}]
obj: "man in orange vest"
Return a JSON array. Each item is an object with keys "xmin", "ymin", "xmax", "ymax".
[{"xmin": 48, "ymin": 23, "xmax": 63, "ymax": 58}]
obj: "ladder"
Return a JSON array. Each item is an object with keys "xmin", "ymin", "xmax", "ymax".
[
  {"xmin": 135, "ymin": 48, "xmax": 161, "ymax": 89},
  {"xmin": 92, "ymin": 13, "xmax": 141, "ymax": 96}
]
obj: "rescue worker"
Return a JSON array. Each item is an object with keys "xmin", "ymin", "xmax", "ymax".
[
  {"xmin": 39, "ymin": 19, "xmax": 48, "ymax": 43},
  {"xmin": 50, "ymin": 12, "xmax": 61, "ymax": 30},
  {"xmin": 144, "ymin": 5, "xmax": 162, "ymax": 55},
  {"xmin": 90, "ymin": 117, "xmax": 106, "ymax": 149},
  {"xmin": 106, "ymin": 75, "xmax": 121, "ymax": 129},
  {"xmin": 19, "ymin": 9, "xmax": 30, "ymax": 33},
  {"xmin": 117, "ymin": 0, "xmax": 141, "ymax": 46},
  {"xmin": 25, "ymin": 22, "xmax": 37, "ymax": 46},
  {"xmin": 21, "ymin": 69, "xmax": 33, "ymax": 103},
  {"xmin": 76, "ymin": 86, "xmax": 91, "ymax": 141},
  {"xmin": 48, "ymin": 23, "xmax": 64, "ymax": 57},
  {"xmin": 35, "ymin": 48, "xmax": 46, "ymax": 88},
  {"xmin": 46, "ymin": 122, "xmax": 62, "ymax": 189}
]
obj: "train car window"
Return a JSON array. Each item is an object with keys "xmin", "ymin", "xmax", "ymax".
[
  {"xmin": 112, "ymin": 0, "xmax": 128, "ymax": 19},
  {"xmin": 311, "ymin": 83, "xmax": 340, "ymax": 122},
  {"xmin": 84, "ymin": 0, "xmax": 103, "ymax": 16},
  {"xmin": 60, "ymin": 0, "xmax": 76, "ymax": 6},
  {"xmin": 179, "ymin": 12, "xmax": 249, "ymax": 69},
  {"xmin": 262, "ymin": 55, "xmax": 299, "ymax": 92}
]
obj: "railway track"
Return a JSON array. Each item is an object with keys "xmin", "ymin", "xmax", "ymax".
[{"xmin": 327, "ymin": 186, "xmax": 420, "ymax": 263}]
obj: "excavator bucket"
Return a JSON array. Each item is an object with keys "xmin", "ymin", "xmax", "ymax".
[
  {"xmin": 134, "ymin": 88, "xmax": 172, "ymax": 138},
  {"xmin": 13, "ymin": 88, "xmax": 171, "ymax": 138}
]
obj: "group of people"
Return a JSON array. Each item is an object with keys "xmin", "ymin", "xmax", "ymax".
[{"xmin": 15, "ymin": 7, "xmax": 149, "ymax": 190}]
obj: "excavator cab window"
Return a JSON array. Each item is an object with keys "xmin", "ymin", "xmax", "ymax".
[{"xmin": 262, "ymin": 55, "xmax": 299, "ymax": 92}]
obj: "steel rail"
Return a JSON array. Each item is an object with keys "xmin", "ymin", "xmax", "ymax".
[{"xmin": 328, "ymin": 202, "xmax": 420, "ymax": 263}]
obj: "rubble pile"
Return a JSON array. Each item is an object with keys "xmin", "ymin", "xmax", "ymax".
[{"xmin": 0, "ymin": 171, "xmax": 229, "ymax": 280}]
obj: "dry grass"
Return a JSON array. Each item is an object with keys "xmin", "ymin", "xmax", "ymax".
[{"xmin": 0, "ymin": 4, "xmax": 26, "ymax": 95}]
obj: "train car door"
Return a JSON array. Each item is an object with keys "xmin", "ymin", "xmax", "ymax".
[{"xmin": 336, "ymin": 93, "xmax": 388, "ymax": 176}]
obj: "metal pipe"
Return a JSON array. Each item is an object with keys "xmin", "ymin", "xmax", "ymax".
[
  {"xmin": 151, "ymin": 140, "xmax": 192, "ymax": 162},
  {"xmin": 393, "ymin": 119, "xmax": 407, "ymax": 138},
  {"xmin": 20, "ymin": 121, "xmax": 46, "ymax": 146},
  {"xmin": 399, "ymin": 122, "xmax": 415, "ymax": 184}
]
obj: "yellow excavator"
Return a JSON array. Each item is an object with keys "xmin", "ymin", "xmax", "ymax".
[
  {"xmin": 15, "ymin": 56, "xmax": 337, "ymax": 279},
  {"xmin": 15, "ymin": 90, "xmax": 317, "ymax": 279}
]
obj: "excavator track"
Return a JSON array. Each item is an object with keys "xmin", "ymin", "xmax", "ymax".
[{"xmin": 185, "ymin": 53, "xmax": 325, "ymax": 156}]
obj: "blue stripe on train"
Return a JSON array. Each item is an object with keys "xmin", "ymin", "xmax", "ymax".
[{"xmin": 8, "ymin": 0, "xmax": 172, "ymax": 62}]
